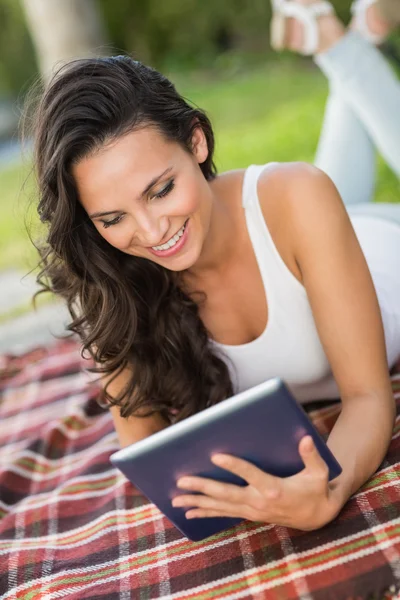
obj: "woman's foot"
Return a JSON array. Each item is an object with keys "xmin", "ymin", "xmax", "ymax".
[
  {"xmin": 350, "ymin": 0, "xmax": 393, "ymax": 44},
  {"xmin": 270, "ymin": 0, "xmax": 345, "ymax": 55}
]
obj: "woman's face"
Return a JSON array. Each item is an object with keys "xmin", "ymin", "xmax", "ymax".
[{"xmin": 72, "ymin": 125, "xmax": 212, "ymax": 272}]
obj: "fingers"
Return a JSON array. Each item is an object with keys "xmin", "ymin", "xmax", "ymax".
[
  {"xmin": 211, "ymin": 453, "xmax": 278, "ymax": 489},
  {"xmin": 299, "ymin": 436, "xmax": 329, "ymax": 479},
  {"xmin": 172, "ymin": 493, "xmax": 243, "ymax": 519},
  {"xmin": 176, "ymin": 475, "xmax": 245, "ymax": 503},
  {"xmin": 185, "ymin": 509, "xmax": 240, "ymax": 520}
]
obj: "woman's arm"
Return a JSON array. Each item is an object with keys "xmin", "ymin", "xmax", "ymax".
[
  {"xmin": 110, "ymin": 405, "xmax": 169, "ymax": 448},
  {"xmin": 100, "ymin": 365, "xmax": 170, "ymax": 448},
  {"xmin": 278, "ymin": 162, "xmax": 396, "ymax": 505}
]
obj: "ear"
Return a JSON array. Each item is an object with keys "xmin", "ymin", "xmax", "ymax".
[{"xmin": 191, "ymin": 124, "xmax": 209, "ymax": 164}]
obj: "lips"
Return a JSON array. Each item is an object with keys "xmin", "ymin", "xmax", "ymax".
[
  {"xmin": 148, "ymin": 219, "xmax": 190, "ymax": 258},
  {"xmin": 150, "ymin": 220, "xmax": 188, "ymax": 250}
]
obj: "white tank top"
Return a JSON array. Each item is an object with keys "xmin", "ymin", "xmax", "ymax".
[{"xmin": 211, "ymin": 163, "xmax": 400, "ymax": 403}]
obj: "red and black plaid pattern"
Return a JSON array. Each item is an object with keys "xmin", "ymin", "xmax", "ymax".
[{"xmin": 1, "ymin": 339, "xmax": 400, "ymax": 600}]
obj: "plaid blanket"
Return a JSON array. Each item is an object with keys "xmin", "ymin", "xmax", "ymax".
[{"xmin": 1, "ymin": 339, "xmax": 400, "ymax": 600}]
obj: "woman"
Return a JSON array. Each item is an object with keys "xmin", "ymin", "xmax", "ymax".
[{"xmin": 30, "ymin": 0, "xmax": 400, "ymax": 532}]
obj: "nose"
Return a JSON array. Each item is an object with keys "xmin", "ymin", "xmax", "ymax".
[{"xmin": 134, "ymin": 211, "xmax": 169, "ymax": 247}]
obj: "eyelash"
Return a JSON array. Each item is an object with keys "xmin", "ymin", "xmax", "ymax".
[{"xmin": 101, "ymin": 180, "xmax": 175, "ymax": 229}]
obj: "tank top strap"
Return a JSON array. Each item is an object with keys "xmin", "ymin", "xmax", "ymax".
[{"xmin": 241, "ymin": 162, "xmax": 279, "ymax": 209}]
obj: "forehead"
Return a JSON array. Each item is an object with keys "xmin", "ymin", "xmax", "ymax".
[{"xmin": 72, "ymin": 127, "xmax": 178, "ymax": 206}]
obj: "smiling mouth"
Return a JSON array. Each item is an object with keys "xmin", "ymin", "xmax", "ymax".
[{"xmin": 150, "ymin": 219, "xmax": 189, "ymax": 251}]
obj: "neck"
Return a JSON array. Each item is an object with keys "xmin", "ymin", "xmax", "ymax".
[{"xmin": 185, "ymin": 183, "xmax": 243, "ymax": 283}]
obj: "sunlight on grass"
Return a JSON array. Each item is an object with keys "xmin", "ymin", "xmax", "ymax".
[{"xmin": 0, "ymin": 161, "xmax": 42, "ymax": 271}]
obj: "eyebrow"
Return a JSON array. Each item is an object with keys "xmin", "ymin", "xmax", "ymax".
[{"xmin": 88, "ymin": 167, "xmax": 173, "ymax": 219}]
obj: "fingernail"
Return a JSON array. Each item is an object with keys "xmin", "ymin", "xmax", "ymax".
[{"xmin": 305, "ymin": 436, "xmax": 314, "ymax": 450}]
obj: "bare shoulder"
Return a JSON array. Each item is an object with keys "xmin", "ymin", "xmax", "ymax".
[
  {"xmin": 252, "ymin": 162, "xmax": 333, "ymax": 284},
  {"xmin": 256, "ymin": 161, "xmax": 345, "ymax": 254},
  {"xmin": 216, "ymin": 161, "xmax": 339, "ymax": 256},
  {"xmin": 261, "ymin": 162, "xmax": 352, "ymax": 242},
  {"xmin": 257, "ymin": 161, "xmax": 333, "ymax": 206},
  {"xmin": 217, "ymin": 161, "xmax": 329, "ymax": 205}
]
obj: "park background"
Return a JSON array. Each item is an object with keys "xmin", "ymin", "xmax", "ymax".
[{"xmin": 0, "ymin": 0, "xmax": 399, "ymax": 350}]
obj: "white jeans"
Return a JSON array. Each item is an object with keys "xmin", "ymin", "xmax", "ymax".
[{"xmin": 313, "ymin": 31, "xmax": 400, "ymax": 224}]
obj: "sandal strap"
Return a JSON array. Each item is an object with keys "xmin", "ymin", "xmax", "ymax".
[
  {"xmin": 307, "ymin": 1, "xmax": 335, "ymax": 18},
  {"xmin": 274, "ymin": 1, "xmax": 334, "ymax": 55},
  {"xmin": 351, "ymin": 0, "xmax": 385, "ymax": 44}
]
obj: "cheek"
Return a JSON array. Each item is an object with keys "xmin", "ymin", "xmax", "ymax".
[
  {"xmin": 96, "ymin": 224, "xmax": 131, "ymax": 250},
  {"xmin": 181, "ymin": 179, "xmax": 205, "ymax": 215}
]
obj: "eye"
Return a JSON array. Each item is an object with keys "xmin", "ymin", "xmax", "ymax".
[
  {"xmin": 102, "ymin": 215, "xmax": 123, "ymax": 229},
  {"xmin": 153, "ymin": 179, "xmax": 175, "ymax": 200}
]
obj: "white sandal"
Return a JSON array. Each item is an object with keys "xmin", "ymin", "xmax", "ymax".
[
  {"xmin": 270, "ymin": 0, "xmax": 335, "ymax": 56},
  {"xmin": 351, "ymin": 0, "xmax": 386, "ymax": 45}
]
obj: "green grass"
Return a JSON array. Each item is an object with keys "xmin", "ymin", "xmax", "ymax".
[
  {"xmin": 0, "ymin": 56, "xmax": 398, "ymax": 272},
  {"xmin": 0, "ymin": 161, "xmax": 40, "ymax": 271}
]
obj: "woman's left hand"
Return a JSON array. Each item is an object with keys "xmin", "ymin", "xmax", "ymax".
[{"xmin": 172, "ymin": 435, "xmax": 345, "ymax": 531}]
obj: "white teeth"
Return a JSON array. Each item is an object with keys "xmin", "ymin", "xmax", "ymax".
[{"xmin": 152, "ymin": 222, "xmax": 186, "ymax": 251}]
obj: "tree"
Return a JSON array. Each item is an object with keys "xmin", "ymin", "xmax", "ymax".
[
  {"xmin": 0, "ymin": 1, "xmax": 37, "ymax": 95},
  {"xmin": 20, "ymin": 0, "xmax": 108, "ymax": 80}
]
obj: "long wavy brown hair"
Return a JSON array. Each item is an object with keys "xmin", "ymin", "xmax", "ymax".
[{"xmin": 27, "ymin": 55, "xmax": 233, "ymax": 424}]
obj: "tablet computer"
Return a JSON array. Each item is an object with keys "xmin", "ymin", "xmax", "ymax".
[{"xmin": 110, "ymin": 377, "xmax": 342, "ymax": 541}]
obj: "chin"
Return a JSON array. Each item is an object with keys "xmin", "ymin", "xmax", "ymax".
[
  {"xmin": 154, "ymin": 243, "xmax": 201, "ymax": 272},
  {"xmin": 158, "ymin": 253, "xmax": 198, "ymax": 272}
]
